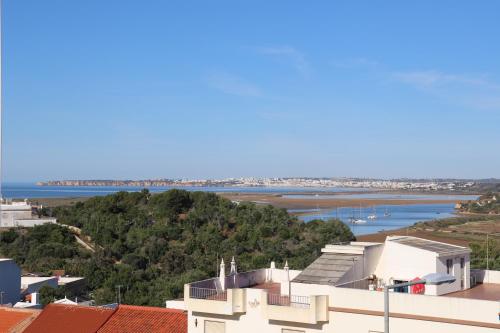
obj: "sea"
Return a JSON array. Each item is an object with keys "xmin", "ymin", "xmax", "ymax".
[{"xmin": 1, "ymin": 182, "xmax": 479, "ymax": 236}]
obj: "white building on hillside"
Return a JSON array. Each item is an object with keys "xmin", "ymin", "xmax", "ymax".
[
  {"xmin": 181, "ymin": 236, "xmax": 500, "ymax": 333},
  {"xmin": 0, "ymin": 199, "xmax": 56, "ymax": 228},
  {"xmin": 21, "ymin": 276, "xmax": 59, "ymax": 296}
]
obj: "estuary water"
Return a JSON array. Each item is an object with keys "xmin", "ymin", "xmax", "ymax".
[
  {"xmin": 296, "ymin": 203, "xmax": 457, "ymax": 236},
  {"xmin": 1, "ymin": 182, "xmax": 369, "ymax": 199}
]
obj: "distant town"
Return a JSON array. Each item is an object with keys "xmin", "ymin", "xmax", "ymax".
[{"xmin": 36, "ymin": 177, "xmax": 488, "ymax": 191}]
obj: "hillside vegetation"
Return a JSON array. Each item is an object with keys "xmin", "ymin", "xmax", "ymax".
[
  {"xmin": 459, "ymin": 192, "xmax": 499, "ymax": 214},
  {"xmin": 0, "ymin": 190, "xmax": 354, "ymax": 306}
]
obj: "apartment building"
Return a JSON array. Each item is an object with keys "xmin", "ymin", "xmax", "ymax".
[{"xmin": 182, "ymin": 236, "xmax": 500, "ymax": 333}]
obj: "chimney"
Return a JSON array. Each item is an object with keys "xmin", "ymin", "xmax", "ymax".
[
  {"xmin": 230, "ymin": 256, "xmax": 237, "ymax": 275},
  {"xmin": 282, "ymin": 261, "xmax": 291, "ymax": 296},
  {"xmin": 219, "ymin": 259, "xmax": 226, "ymax": 290},
  {"xmin": 267, "ymin": 261, "xmax": 276, "ymax": 282}
]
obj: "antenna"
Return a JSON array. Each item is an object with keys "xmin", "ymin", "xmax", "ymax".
[{"xmin": 115, "ymin": 285, "xmax": 122, "ymax": 304}]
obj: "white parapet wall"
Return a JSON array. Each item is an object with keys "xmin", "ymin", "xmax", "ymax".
[
  {"xmin": 471, "ymin": 269, "xmax": 500, "ymax": 284},
  {"xmin": 331, "ymin": 287, "xmax": 500, "ymax": 330}
]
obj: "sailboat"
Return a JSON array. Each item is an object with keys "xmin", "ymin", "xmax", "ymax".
[
  {"xmin": 352, "ymin": 205, "xmax": 367, "ymax": 224},
  {"xmin": 367, "ymin": 206, "xmax": 377, "ymax": 220},
  {"xmin": 384, "ymin": 208, "xmax": 391, "ymax": 217}
]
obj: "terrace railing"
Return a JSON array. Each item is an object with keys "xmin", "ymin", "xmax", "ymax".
[
  {"xmin": 189, "ymin": 287, "xmax": 227, "ymax": 302},
  {"xmin": 267, "ymin": 293, "xmax": 310, "ymax": 309}
]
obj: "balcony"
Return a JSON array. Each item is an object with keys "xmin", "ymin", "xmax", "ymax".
[
  {"xmin": 184, "ymin": 280, "xmax": 246, "ymax": 315},
  {"xmin": 267, "ymin": 293, "xmax": 311, "ymax": 308},
  {"xmin": 263, "ymin": 292, "xmax": 329, "ymax": 324}
]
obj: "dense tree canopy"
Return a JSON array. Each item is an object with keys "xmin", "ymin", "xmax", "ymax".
[{"xmin": 0, "ymin": 190, "xmax": 354, "ymax": 306}]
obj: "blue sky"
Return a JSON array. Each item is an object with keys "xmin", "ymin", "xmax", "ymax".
[{"xmin": 3, "ymin": 0, "xmax": 500, "ymax": 181}]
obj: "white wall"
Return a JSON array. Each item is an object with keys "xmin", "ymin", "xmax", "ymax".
[
  {"xmin": 188, "ymin": 288, "xmax": 333, "ymax": 333},
  {"xmin": 187, "ymin": 284, "xmax": 500, "ymax": 333},
  {"xmin": 375, "ymin": 241, "xmax": 437, "ymax": 284},
  {"xmin": 373, "ymin": 241, "xmax": 469, "ymax": 295},
  {"xmin": 331, "ymin": 287, "xmax": 499, "ymax": 324},
  {"xmin": 330, "ymin": 311, "xmax": 499, "ymax": 333},
  {"xmin": 435, "ymin": 253, "xmax": 470, "ymax": 294}
]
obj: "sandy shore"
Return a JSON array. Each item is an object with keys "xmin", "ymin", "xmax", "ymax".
[
  {"xmin": 30, "ymin": 191, "xmax": 469, "ymax": 209},
  {"xmin": 356, "ymin": 229, "xmax": 471, "ymax": 247},
  {"xmin": 219, "ymin": 193, "xmax": 465, "ymax": 211}
]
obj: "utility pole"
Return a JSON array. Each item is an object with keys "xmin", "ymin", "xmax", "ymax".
[
  {"xmin": 0, "ymin": 0, "xmax": 3, "ymax": 224},
  {"xmin": 486, "ymin": 233, "xmax": 489, "ymax": 276},
  {"xmin": 116, "ymin": 285, "xmax": 122, "ymax": 304}
]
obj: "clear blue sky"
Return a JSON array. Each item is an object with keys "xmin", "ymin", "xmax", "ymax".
[{"xmin": 3, "ymin": 0, "xmax": 500, "ymax": 181}]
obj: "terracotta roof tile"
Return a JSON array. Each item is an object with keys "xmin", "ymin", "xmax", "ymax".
[
  {"xmin": 0, "ymin": 307, "xmax": 40, "ymax": 333},
  {"xmin": 98, "ymin": 305, "xmax": 187, "ymax": 333},
  {"xmin": 23, "ymin": 304, "xmax": 115, "ymax": 333}
]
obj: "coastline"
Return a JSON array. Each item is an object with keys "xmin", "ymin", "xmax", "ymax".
[{"xmin": 219, "ymin": 192, "xmax": 467, "ymax": 210}]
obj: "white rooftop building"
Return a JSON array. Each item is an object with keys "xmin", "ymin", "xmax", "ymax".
[
  {"xmin": 0, "ymin": 199, "xmax": 56, "ymax": 228},
  {"xmin": 21, "ymin": 276, "xmax": 58, "ymax": 296},
  {"xmin": 181, "ymin": 236, "xmax": 500, "ymax": 333}
]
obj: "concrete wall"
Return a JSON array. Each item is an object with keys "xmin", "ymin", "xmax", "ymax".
[
  {"xmin": 290, "ymin": 282, "xmax": 332, "ymax": 302},
  {"xmin": 472, "ymin": 269, "xmax": 500, "ymax": 284},
  {"xmin": 0, "ymin": 259, "xmax": 21, "ymax": 305},
  {"xmin": 331, "ymin": 287, "xmax": 499, "ymax": 325},
  {"xmin": 330, "ymin": 311, "xmax": 499, "ymax": 333},
  {"xmin": 12, "ymin": 219, "xmax": 56, "ymax": 228}
]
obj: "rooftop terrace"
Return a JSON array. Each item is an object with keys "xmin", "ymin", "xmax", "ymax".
[{"xmin": 446, "ymin": 283, "xmax": 500, "ymax": 301}]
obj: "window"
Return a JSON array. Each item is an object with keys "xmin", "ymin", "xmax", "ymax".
[
  {"xmin": 460, "ymin": 258, "xmax": 465, "ymax": 269},
  {"xmin": 393, "ymin": 280, "xmax": 409, "ymax": 293},
  {"xmin": 204, "ymin": 320, "xmax": 225, "ymax": 333},
  {"xmin": 446, "ymin": 259, "xmax": 453, "ymax": 274}
]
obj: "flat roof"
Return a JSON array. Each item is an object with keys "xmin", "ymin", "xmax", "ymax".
[
  {"xmin": 446, "ymin": 283, "xmax": 500, "ymax": 301},
  {"xmin": 388, "ymin": 236, "xmax": 470, "ymax": 256},
  {"xmin": 21, "ymin": 276, "xmax": 57, "ymax": 284},
  {"xmin": 292, "ymin": 253, "xmax": 361, "ymax": 285},
  {"xmin": 250, "ymin": 282, "xmax": 281, "ymax": 294}
]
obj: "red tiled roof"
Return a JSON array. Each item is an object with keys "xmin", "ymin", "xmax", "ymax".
[
  {"xmin": 0, "ymin": 307, "xmax": 40, "ymax": 333},
  {"xmin": 97, "ymin": 305, "xmax": 187, "ymax": 333},
  {"xmin": 23, "ymin": 304, "xmax": 115, "ymax": 333}
]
